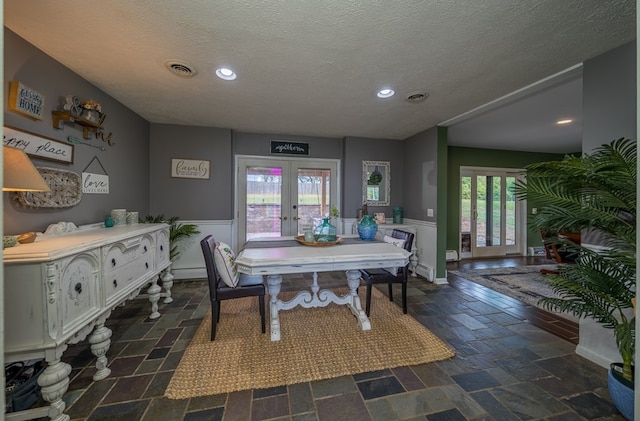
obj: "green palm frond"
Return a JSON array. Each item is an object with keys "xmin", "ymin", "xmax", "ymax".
[
  {"xmin": 517, "ymin": 137, "xmax": 636, "ymax": 382},
  {"xmin": 141, "ymin": 214, "xmax": 200, "ymax": 261}
]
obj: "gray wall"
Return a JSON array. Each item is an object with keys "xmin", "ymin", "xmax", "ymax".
[
  {"xmin": 581, "ymin": 41, "xmax": 636, "ymax": 246},
  {"xmin": 149, "ymin": 124, "xmax": 232, "ymax": 220},
  {"xmin": 344, "ymin": 136, "xmax": 404, "ymax": 219},
  {"xmin": 583, "ymin": 41, "xmax": 636, "ymax": 152},
  {"xmin": 402, "ymin": 127, "xmax": 438, "ymax": 221},
  {"xmin": 4, "ymin": 29, "xmax": 150, "ymax": 235}
]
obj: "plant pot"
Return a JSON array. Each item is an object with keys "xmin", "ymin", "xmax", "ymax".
[{"xmin": 608, "ymin": 363, "xmax": 634, "ymax": 420}]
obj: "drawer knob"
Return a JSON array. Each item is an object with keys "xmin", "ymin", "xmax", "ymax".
[
  {"xmin": 74, "ymin": 283, "xmax": 82, "ymax": 294},
  {"xmin": 113, "ymin": 279, "xmax": 118, "ymax": 288},
  {"xmin": 111, "ymin": 258, "xmax": 116, "ymax": 267},
  {"xmin": 160, "ymin": 245, "xmax": 164, "ymax": 252}
]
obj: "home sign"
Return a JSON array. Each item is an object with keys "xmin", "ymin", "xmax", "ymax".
[{"xmin": 8, "ymin": 81, "xmax": 45, "ymax": 120}]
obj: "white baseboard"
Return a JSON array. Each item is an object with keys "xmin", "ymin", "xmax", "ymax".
[
  {"xmin": 575, "ymin": 344, "xmax": 612, "ymax": 369},
  {"xmin": 172, "ymin": 267, "xmax": 207, "ymax": 281}
]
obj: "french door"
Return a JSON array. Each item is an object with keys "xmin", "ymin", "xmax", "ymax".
[
  {"xmin": 460, "ymin": 168, "xmax": 525, "ymax": 258},
  {"xmin": 236, "ymin": 157, "xmax": 339, "ymax": 243}
]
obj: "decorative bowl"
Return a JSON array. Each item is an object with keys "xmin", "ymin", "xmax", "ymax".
[{"xmin": 295, "ymin": 235, "xmax": 342, "ymax": 247}]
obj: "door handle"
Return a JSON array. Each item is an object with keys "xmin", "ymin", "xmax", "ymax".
[
  {"xmin": 292, "ymin": 216, "xmax": 299, "ymax": 221},
  {"xmin": 281, "ymin": 216, "xmax": 288, "ymax": 221}
]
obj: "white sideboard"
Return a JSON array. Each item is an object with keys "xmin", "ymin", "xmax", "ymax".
[
  {"xmin": 351, "ymin": 222, "xmax": 419, "ymax": 276},
  {"xmin": 3, "ymin": 223, "xmax": 171, "ymax": 421}
]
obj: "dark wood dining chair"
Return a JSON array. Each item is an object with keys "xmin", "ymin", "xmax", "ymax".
[
  {"xmin": 540, "ymin": 229, "xmax": 580, "ymax": 274},
  {"xmin": 359, "ymin": 229, "xmax": 414, "ymax": 316},
  {"xmin": 200, "ymin": 235, "xmax": 266, "ymax": 340}
]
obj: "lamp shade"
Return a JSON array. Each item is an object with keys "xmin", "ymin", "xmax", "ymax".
[{"xmin": 3, "ymin": 146, "xmax": 50, "ymax": 192}]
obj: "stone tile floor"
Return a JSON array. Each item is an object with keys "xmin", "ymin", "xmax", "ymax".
[{"xmin": 20, "ymin": 261, "xmax": 626, "ymax": 420}]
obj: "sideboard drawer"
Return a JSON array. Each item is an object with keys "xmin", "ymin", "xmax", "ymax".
[
  {"xmin": 103, "ymin": 234, "xmax": 154, "ymax": 274},
  {"xmin": 156, "ymin": 228, "xmax": 170, "ymax": 268},
  {"xmin": 102, "ymin": 235, "xmax": 156, "ymax": 305}
]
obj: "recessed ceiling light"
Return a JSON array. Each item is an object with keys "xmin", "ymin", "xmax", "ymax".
[
  {"xmin": 216, "ymin": 67, "xmax": 237, "ymax": 81},
  {"xmin": 377, "ymin": 89, "xmax": 395, "ymax": 98},
  {"xmin": 556, "ymin": 119, "xmax": 573, "ymax": 125}
]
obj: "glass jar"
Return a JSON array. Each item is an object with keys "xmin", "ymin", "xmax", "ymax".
[
  {"xmin": 393, "ymin": 207, "xmax": 403, "ymax": 224},
  {"xmin": 357, "ymin": 215, "xmax": 378, "ymax": 241},
  {"xmin": 314, "ymin": 217, "xmax": 337, "ymax": 242}
]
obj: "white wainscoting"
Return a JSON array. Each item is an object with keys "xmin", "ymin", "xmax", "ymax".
[
  {"xmin": 403, "ymin": 218, "xmax": 445, "ymax": 284},
  {"xmin": 171, "ymin": 220, "xmax": 233, "ymax": 280}
]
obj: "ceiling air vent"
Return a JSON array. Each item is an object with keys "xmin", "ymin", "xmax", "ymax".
[
  {"xmin": 165, "ymin": 60, "xmax": 197, "ymax": 78},
  {"xmin": 404, "ymin": 91, "xmax": 429, "ymax": 104}
]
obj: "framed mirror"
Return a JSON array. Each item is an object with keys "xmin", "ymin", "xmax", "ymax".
[{"xmin": 362, "ymin": 161, "xmax": 390, "ymax": 206}]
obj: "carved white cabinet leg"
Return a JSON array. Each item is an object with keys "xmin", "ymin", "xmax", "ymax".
[
  {"xmin": 147, "ymin": 277, "xmax": 162, "ymax": 319},
  {"xmin": 161, "ymin": 264, "xmax": 174, "ymax": 303},
  {"xmin": 89, "ymin": 316, "xmax": 113, "ymax": 381},
  {"xmin": 345, "ymin": 269, "xmax": 371, "ymax": 330},
  {"xmin": 38, "ymin": 358, "xmax": 72, "ymax": 421},
  {"xmin": 266, "ymin": 274, "xmax": 284, "ymax": 341}
]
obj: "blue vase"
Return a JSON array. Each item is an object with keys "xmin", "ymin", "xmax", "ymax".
[
  {"xmin": 357, "ymin": 215, "xmax": 378, "ymax": 240},
  {"xmin": 104, "ymin": 216, "xmax": 114, "ymax": 228}
]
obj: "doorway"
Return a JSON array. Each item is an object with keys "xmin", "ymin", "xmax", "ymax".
[
  {"xmin": 460, "ymin": 168, "xmax": 526, "ymax": 258},
  {"xmin": 236, "ymin": 156, "xmax": 339, "ymax": 244}
]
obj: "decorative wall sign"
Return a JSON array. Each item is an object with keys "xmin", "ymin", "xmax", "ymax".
[
  {"xmin": 8, "ymin": 81, "xmax": 45, "ymax": 120},
  {"xmin": 82, "ymin": 173, "xmax": 109, "ymax": 194},
  {"xmin": 270, "ymin": 141, "xmax": 309, "ymax": 155},
  {"xmin": 82, "ymin": 156, "xmax": 109, "ymax": 193},
  {"xmin": 3, "ymin": 126, "xmax": 74, "ymax": 164},
  {"xmin": 171, "ymin": 158, "xmax": 210, "ymax": 179}
]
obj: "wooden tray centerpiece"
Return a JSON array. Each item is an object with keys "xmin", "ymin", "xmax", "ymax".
[{"xmin": 294, "ymin": 235, "xmax": 342, "ymax": 247}]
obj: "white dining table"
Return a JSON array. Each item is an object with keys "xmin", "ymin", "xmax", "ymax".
[{"xmin": 235, "ymin": 236, "xmax": 411, "ymax": 341}]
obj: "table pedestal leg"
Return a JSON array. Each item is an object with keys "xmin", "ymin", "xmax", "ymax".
[
  {"xmin": 266, "ymin": 274, "xmax": 283, "ymax": 341},
  {"xmin": 345, "ymin": 269, "xmax": 371, "ymax": 331}
]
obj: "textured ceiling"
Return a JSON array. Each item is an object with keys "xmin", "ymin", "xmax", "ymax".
[{"xmin": 4, "ymin": 0, "xmax": 636, "ymax": 152}]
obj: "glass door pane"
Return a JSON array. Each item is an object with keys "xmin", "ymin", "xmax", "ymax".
[
  {"xmin": 246, "ymin": 166, "xmax": 285, "ymax": 240},
  {"xmin": 297, "ymin": 168, "xmax": 332, "ymax": 235},
  {"xmin": 488, "ymin": 175, "xmax": 502, "ymax": 247},
  {"xmin": 505, "ymin": 176, "xmax": 516, "ymax": 246},
  {"xmin": 460, "ymin": 175, "xmax": 472, "ymax": 257},
  {"xmin": 475, "ymin": 175, "xmax": 487, "ymax": 248}
]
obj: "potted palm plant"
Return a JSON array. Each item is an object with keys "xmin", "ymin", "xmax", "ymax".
[
  {"xmin": 516, "ymin": 138, "xmax": 635, "ymax": 420},
  {"xmin": 140, "ymin": 214, "xmax": 200, "ymax": 261}
]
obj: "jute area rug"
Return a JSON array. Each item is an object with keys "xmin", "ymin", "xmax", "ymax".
[
  {"xmin": 165, "ymin": 288, "xmax": 455, "ymax": 399},
  {"xmin": 448, "ymin": 264, "xmax": 577, "ymax": 321}
]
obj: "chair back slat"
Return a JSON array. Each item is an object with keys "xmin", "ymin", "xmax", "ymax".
[
  {"xmin": 200, "ymin": 235, "xmax": 220, "ymax": 301},
  {"xmin": 391, "ymin": 229, "xmax": 414, "ymax": 252}
]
